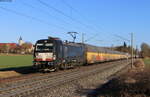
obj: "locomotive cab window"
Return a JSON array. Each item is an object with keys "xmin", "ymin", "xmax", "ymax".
[{"xmin": 36, "ymin": 43, "xmax": 53, "ymax": 52}]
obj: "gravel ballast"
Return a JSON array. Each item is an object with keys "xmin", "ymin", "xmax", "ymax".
[{"xmin": 27, "ymin": 60, "xmax": 130, "ymax": 97}]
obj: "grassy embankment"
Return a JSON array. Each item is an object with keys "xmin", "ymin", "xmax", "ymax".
[
  {"xmin": 89, "ymin": 59, "xmax": 150, "ymax": 97},
  {"xmin": 0, "ymin": 54, "xmax": 33, "ymax": 69},
  {"xmin": 143, "ymin": 58, "xmax": 150, "ymax": 68}
]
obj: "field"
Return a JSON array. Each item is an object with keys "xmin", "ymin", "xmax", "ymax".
[{"xmin": 0, "ymin": 55, "xmax": 33, "ymax": 69}]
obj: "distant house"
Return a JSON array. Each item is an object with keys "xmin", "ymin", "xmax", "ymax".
[
  {"xmin": 0, "ymin": 43, "xmax": 17, "ymax": 49},
  {"xmin": 0, "ymin": 43, "xmax": 17, "ymax": 53},
  {"xmin": 0, "ymin": 36, "xmax": 34, "ymax": 54},
  {"xmin": 18, "ymin": 37, "xmax": 34, "ymax": 54},
  {"xmin": 21, "ymin": 43, "xmax": 34, "ymax": 54}
]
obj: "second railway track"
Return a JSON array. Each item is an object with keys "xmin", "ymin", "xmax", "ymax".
[{"xmin": 0, "ymin": 60, "xmax": 131, "ymax": 97}]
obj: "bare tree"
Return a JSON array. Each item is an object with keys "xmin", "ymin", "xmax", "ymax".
[
  {"xmin": 141, "ymin": 43, "xmax": 150, "ymax": 58},
  {"xmin": 21, "ymin": 42, "xmax": 33, "ymax": 54}
]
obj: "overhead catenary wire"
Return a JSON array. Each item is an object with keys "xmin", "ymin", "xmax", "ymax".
[
  {"xmin": 61, "ymin": 0, "xmax": 132, "ymax": 44},
  {"xmin": 37, "ymin": 0, "xmax": 100, "ymax": 33},
  {"xmin": 0, "ymin": 6, "xmax": 67, "ymax": 31},
  {"xmin": 37, "ymin": 0, "xmax": 131, "ymax": 46},
  {"xmin": 38, "ymin": 0, "xmax": 126, "ymax": 46},
  {"xmin": 37, "ymin": 0, "xmax": 110, "ymax": 43},
  {"xmin": 61, "ymin": 0, "xmax": 101, "ymax": 30},
  {"xmin": 60, "ymin": 0, "xmax": 114, "ymax": 42},
  {"xmin": 114, "ymin": 34, "xmax": 130, "ymax": 42},
  {"xmin": 19, "ymin": 1, "xmax": 92, "ymax": 33},
  {"xmin": 60, "ymin": 0, "xmax": 80, "ymax": 16},
  {"xmin": 0, "ymin": 1, "xmax": 130, "ymax": 46}
]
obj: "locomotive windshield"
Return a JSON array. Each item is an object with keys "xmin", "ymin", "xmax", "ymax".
[{"xmin": 35, "ymin": 43, "xmax": 53, "ymax": 52}]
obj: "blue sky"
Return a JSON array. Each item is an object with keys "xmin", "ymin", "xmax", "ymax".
[{"xmin": 0, "ymin": 0, "xmax": 150, "ymax": 49}]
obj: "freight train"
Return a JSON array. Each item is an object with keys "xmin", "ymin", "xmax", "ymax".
[{"xmin": 33, "ymin": 37, "xmax": 129, "ymax": 71}]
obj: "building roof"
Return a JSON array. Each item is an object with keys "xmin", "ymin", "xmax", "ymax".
[{"xmin": 0, "ymin": 43, "xmax": 17, "ymax": 49}]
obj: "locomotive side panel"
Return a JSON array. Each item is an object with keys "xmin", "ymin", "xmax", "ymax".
[{"xmin": 61, "ymin": 43, "xmax": 85, "ymax": 67}]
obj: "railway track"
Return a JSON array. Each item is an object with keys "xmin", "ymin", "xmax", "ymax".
[
  {"xmin": 0, "ymin": 61, "xmax": 113, "ymax": 86},
  {"xmin": 0, "ymin": 60, "xmax": 122, "ymax": 86},
  {"xmin": 0, "ymin": 60, "xmax": 131, "ymax": 97}
]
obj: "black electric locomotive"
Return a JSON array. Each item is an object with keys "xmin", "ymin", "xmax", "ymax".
[{"xmin": 33, "ymin": 37, "xmax": 85, "ymax": 71}]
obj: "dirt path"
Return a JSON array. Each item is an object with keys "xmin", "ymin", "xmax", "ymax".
[{"xmin": 0, "ymin": 71, "xmax": 21, "ymax": 78}]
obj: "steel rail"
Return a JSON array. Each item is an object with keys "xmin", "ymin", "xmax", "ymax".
[{"xmin": 0, "ymin": 60, "xmax": 130, "ymax": 97}]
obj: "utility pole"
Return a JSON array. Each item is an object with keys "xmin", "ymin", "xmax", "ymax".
[
  {"xmin": 82, "ymin": 33, "xmax": 84, "ymax": 43},
  {"xmin": 67, "ymin": 32, "xmax": 78, "ymax": 42},
  {"xmin": 111, "ymin": 44, "xmax": 114, "ymax": 50},
  {"xmin": 131, "ymin": 32, "xmax": 134, "ymax": 69}
]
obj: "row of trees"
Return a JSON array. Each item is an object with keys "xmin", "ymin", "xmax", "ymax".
[
  {"xmin": 0, "ymin": 43, "xmax": 33, "ymax": 54},
  {"xmin": 114, "ymin": 42, "xmax": 150, "ymax": 58},
  {"xmin": 113, "ymin": 42, "xmax": 138, "ymax": 55}
]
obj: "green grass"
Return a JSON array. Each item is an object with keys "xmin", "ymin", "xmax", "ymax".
[
  {"xmin": 143, "ymin": 58, "xmax": 150, "ymax": 68},
  {"xmin": 0, "ymin": 55, "xmax": 33, "ymax": 69}
]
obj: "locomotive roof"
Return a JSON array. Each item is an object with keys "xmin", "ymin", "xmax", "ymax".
[
  {"xmin": 63, "ymin": 41, "xmax": 83, "ymax": 47},
  {"xmin": 36, "ymin": 38, "xmax": 61, "ymax": 43},
  {"xmin": 36, "ymin": 39, "xmax": 127, "ymax": 55},
  {"xmin": 36, "ymin": 39, "xmax": 51, "ymax": 43}
]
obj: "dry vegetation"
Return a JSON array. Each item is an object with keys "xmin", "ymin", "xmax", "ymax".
[
  {"xmin": 90, "ymin": 59, "xmax": 150, "ymax": 97},
  {"xmin": 0, "ymin": 71, "xmax": 21, "ymax": 78}
]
